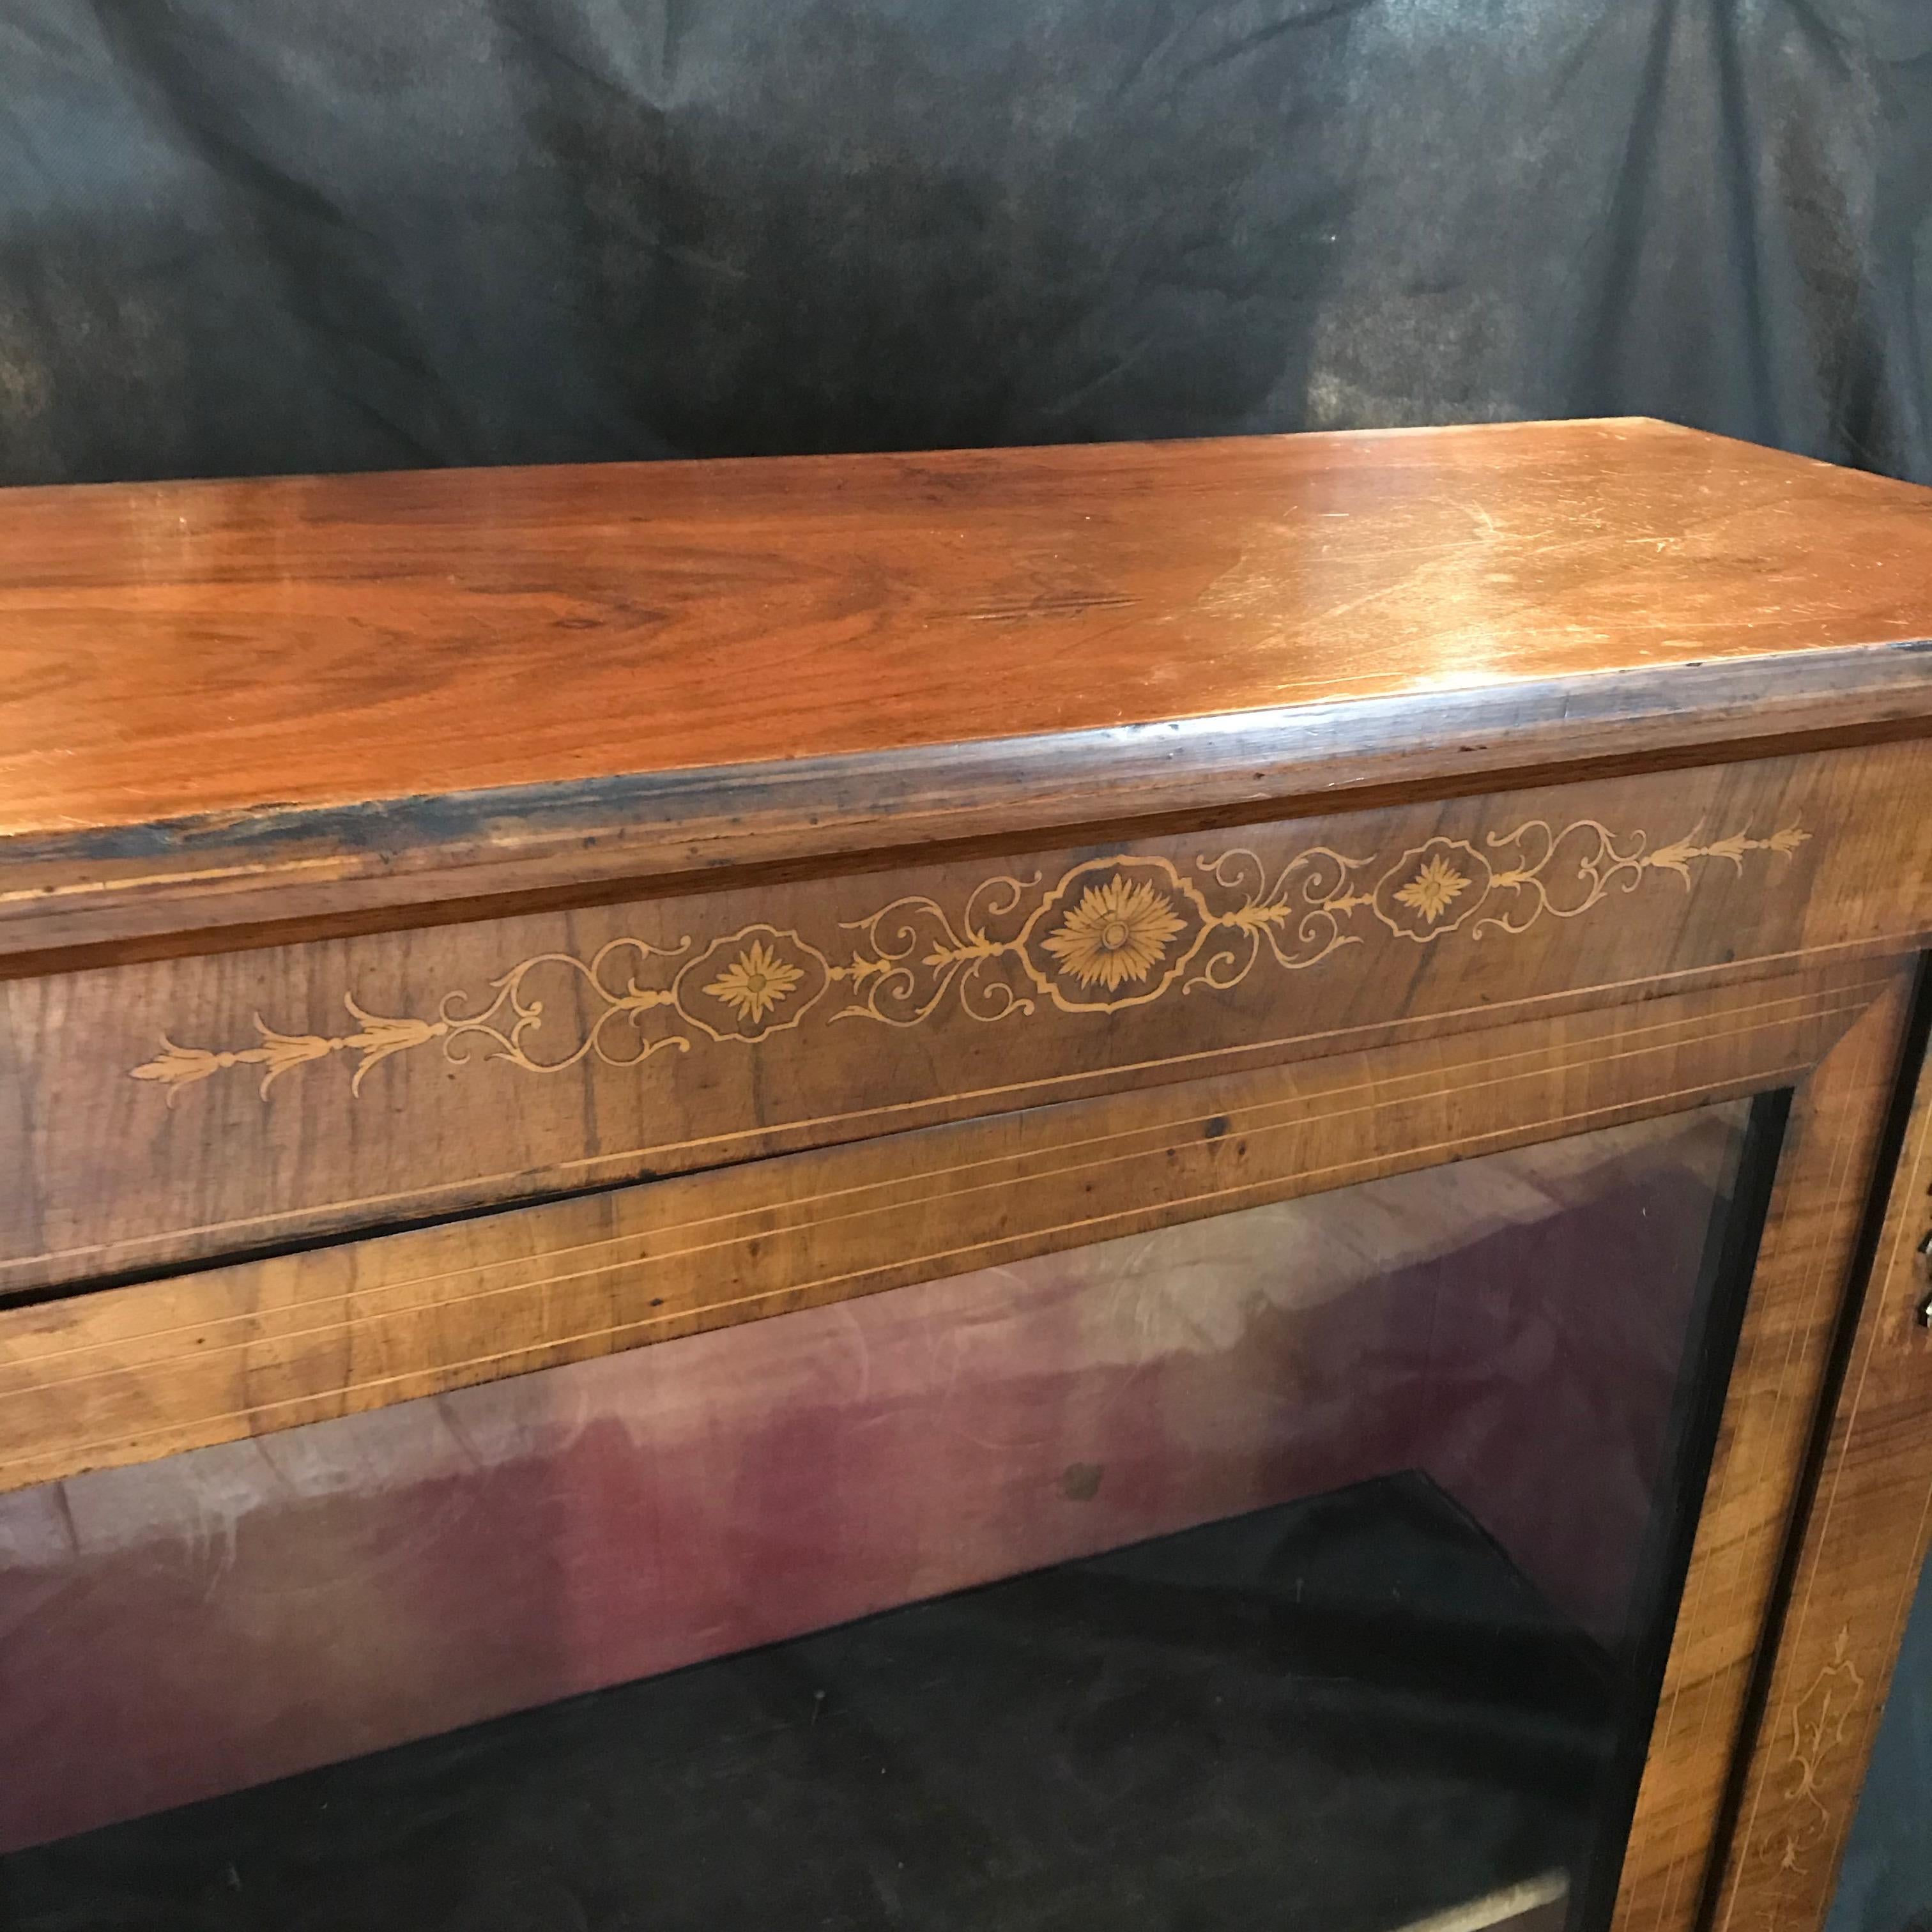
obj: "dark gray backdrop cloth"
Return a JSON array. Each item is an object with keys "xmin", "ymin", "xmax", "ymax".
[
  {"xmin": 0, "ymin": 3, "xmax": 1928, "ymax": 1926},
  {"xmin": 1, "ymin": 0, "xmax": 1929, "ymax": 489}
]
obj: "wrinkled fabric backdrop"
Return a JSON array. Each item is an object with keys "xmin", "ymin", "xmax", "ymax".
[
  {"xmin": 1, "ymin": 0, "xmax": 1929, "ymax": 488},
  {"xmin": 1, "ymin": 1, "xmax": 1928, "ymax": 1926}
]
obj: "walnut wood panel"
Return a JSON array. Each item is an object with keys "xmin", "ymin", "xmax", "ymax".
[
  {"xmin": 3, "ymin": 421, "xmax": 1930, "ymax": 954},
  {"xmin": 6, "ymin": 745, "xmax": 1927, "ymax": 1298},
  {"xmin": 0, "ymin": 962, "xmax": 1876, "ymax": 1496},
  {"xmin": 1705, "ymin": 998, "xmax": 1932, "ymax": 1931},
  {"xmin": 1611, "ymin": 975, "xmax": 1915, "ymax": 1932}
]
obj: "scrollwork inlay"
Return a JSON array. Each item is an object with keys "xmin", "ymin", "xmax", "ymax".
[
  {"xmin": 132, "ymin": 813, "xmax": 1809, "ymax": 1102},
  {"xmin": 1770, "ymin": 1624, "xmax": 1867, "ymax": 1878}
]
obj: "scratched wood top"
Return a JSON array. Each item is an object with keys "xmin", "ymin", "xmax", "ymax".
[{"xmin": 3, "ymin": 417, "xmax": 1930, "ymax": 953}]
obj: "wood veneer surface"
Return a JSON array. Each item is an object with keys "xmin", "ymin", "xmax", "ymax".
[
  {"xmin": 4, "ymin": 420, "xmax": 1929, "ymax": 868},
  {"xmin": 4, "ymin": 420, "xmax": 1929, "ymax": 1932}
]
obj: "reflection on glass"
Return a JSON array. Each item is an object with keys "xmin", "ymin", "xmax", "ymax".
[{"xmin": 0, "ymin": 1096, "xmax": 1784, "ymax": 1931}]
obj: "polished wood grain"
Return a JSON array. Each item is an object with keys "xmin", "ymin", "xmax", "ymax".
[
  {"xmin": 1708, "ymin": 995, "xmax": 1932, "ymax": 1931},
  {"xmin": 1612, "ymin": 974, "xmax": 1914, "ymax": 1932},
  {"xmin": 0, "ymin": 963, "xmax": 1873, "ymax": 1496},
  {"xmin": 4, "ymin": 419, "xmax": 1931, "ymax": 954},
  {"xmin": 6, "ymin": 746, "xmax": 1916, "ymax": 1300}
]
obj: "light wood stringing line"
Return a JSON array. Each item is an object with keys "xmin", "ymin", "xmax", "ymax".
[
  {"xmin": 20, "ymin": 943, "xmax": 1910, "ymax": 1286},
  {"xmin": 1, "ymin": 985, "xmax": 1866, "ymax": 1388},
  {"xmin": 0, "ymin": 1062, "xmax": 1816, "ymax": 1487}
]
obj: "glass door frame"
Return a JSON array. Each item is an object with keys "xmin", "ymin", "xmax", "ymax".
[{"xmin": 1, "ymin": 953, "xmax": 1922, "ymax": 1932}]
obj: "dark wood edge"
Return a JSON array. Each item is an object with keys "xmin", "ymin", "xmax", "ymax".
[{"xmin": 4, "ymin": 643, "xmax": 1929, "ymax": 962}]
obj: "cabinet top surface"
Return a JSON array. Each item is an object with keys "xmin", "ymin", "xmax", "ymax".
[{"xmin": 3, "ymin": 417, "xmax": 1930, "ymax": 851}]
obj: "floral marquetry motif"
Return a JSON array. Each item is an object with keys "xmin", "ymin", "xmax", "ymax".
[
  {"xmin": 680, "ymin": 924, "xmax": 832, "ymax": 1043},
  {"xmin": 1021, "ymin": 857, "xmax": 1213, "ymax": 1011},
  {"xmin": 1775, "ymin": 1625, "xmax": 1867, "ymax": 1876},
  {"xmin": 1393, "ymin": 852, "xmax": 1472, "ymax": 926},
  {"xmin": 1381, "ymin": 839, "xmax": 1487, "ymax": 939},
  {"xmin": 1039, "ymin": 872, "xmax": 1191, "ymax": 993},
  {"xmin": 702, "ymin": 941, "xmax": 802, "ymax": 1023},
  {"xmin": 130, "ymin": 812, "xmax": 1811, "ymax": 1101}
]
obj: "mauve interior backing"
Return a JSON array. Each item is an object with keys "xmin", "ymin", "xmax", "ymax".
[{"xmin": 1, "ymin": 1471, "xmax": 1613, "ymax": 1932}]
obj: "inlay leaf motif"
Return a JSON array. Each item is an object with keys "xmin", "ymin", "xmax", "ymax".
[{"xmin": 130, "ymin": 813, "xmax": 1810, "ymax": 1101}]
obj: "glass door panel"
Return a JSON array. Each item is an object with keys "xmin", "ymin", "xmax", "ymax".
[{"xmin": 0, "ymin": 1095, "xmax": 1785, "ymax": 1932}]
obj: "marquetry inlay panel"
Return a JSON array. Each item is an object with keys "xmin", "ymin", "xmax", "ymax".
[
  {"xmin": 0, "ymin": 962, "xmax": 1879, "ymax": 1496},
  {"xmin": 3, "ymin": 740, "xmax": 1928, "ymax": 1297},
  {"xmin": 132, "ymin": 814, "xmax": 1808, "ymax": 1101}
]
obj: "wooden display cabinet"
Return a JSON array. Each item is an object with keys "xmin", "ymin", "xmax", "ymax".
[{"xmin": 1, "ymin": 418, "xmax": 1929, "ymax": 1931}]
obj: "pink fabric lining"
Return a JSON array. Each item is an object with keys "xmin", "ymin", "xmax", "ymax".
[{"xmin": 0, "ymin": 1106, "xmax": 1735, "ymax": 1850}]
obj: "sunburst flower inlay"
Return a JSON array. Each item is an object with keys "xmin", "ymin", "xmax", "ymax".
[
  {"xmin": 702, "ymin": 939, "xmax": 805, "ymax": 1023},
  {"xmin": 1393, "ymin": 853, "xmax": 1471, "ymax": 924},
  {"xmin": 1040, "ymin": 874, "xmax": 1189, "ymax": 991}
]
